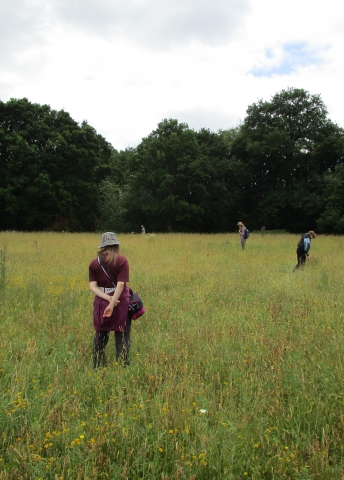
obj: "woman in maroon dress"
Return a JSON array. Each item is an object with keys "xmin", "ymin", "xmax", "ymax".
[{"xmin": 89, "ymin": 232, "xmax": 131, "ymax": 367}]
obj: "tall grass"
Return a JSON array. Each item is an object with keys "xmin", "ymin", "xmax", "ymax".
[
  {"xmin": 0, "ymin": 245, "xmax": 6, "ymax": 289},
  {"xmin": 0, "ymin": 232, "xmax": 343, "ymax": 479}
]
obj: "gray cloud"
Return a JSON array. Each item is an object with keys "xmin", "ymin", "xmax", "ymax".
[
  {"xmin": 0, "ymin": 0, "xmax": 48, "ymax": 66},
  {"xmin": 52, "ymin": 0, "xmax": 251, "ymax": 49},
  {"xmin": 0, "ymin": 0, "xmax": 250, "ymax": 75}
]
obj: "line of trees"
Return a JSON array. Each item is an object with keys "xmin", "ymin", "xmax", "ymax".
[
  {"xmin": 1, "ymin": 88, "xmax": 344, "ymax": 233},
  {"xmin": 0, "ymin": 98, "xmax": 113, "ymax": 231}
]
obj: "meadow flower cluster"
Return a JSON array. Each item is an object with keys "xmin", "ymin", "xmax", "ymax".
[{"xmin": 0, "ymin": 231, "xmax": 343, "ymax": 478}]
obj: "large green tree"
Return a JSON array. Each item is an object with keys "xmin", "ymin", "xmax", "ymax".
[
  {"xmin": 194, "ymin": 128, "xmax": 244, "ymax": 232},
  {"xmin": 317, "ymin": 164, "xmax": 344, "ymax": 233},
  {"xmin": 101, "ymin": 124, "xmax": 247, "ymax": 233},
  {"xmin": 125, "ymin": 119, "xmax": 205, "ymax": 232},
  {"xmin": 0, "ymin": 98, "xmax": 113, "ymax": 230},
  {"xmin": 230, "ymin": 88, "xmax": 344, "ymax": 231}
]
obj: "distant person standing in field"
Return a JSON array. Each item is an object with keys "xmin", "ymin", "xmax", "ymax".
[
  {"xmin": 238, "ymin": 222, "xmax": 248, "ymax": 251},
  {"xmin": 293, "ymin": 231, "xmax": 316, "ymax": 272},
  {"xmin": 141, "ymin": 225, "xmax": 146, "ymax": 234},
  {"xmin": 89, "ymin": 232, "xmax": 131, "ymax": 367}
]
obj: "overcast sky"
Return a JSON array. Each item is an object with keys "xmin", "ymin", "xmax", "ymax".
[{"xmin": 1, "ymin": 0, "xmax": 343, "ymax": 150}]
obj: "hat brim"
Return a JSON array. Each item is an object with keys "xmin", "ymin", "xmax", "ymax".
[{"xmin": 98, "ymin": 241, "xmax": 121, "ymax": 248}]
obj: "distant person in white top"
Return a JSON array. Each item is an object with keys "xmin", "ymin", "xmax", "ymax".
[
  {"xmin": 238, "ymin": 222, "xmax": 247, "ymax": 251},
  {"xmin": 141, "ymin": 225, "xmax": 146, "ymax": 234}
]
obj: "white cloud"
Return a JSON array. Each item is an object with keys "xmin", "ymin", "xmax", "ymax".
[
  {"xmin": 1, "ymin": 0, "xmax": 344, "ymax": 150},
  {"xmin": 168, "ymin": 107, "xmax": 240, "ymax": 133}
]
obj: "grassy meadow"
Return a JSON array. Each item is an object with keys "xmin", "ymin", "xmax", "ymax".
[{"xmin": 0, "ymin": 231, "xmax": 343, "ymax": 480}]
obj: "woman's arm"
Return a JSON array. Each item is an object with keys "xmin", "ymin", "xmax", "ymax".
[
  {"xmin": 103, "ymin": 281, "xmax": 125, "ymax": 317},
  {"xmin": 89, "ymin": 281, "xmax": 112, "ymax": 302}
]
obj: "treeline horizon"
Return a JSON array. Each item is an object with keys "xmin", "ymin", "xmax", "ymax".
[{"xmin": 1, "ymin": 87, "xmax": 344, "ymax": 234}]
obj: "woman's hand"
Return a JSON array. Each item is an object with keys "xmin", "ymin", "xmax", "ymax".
[
  {"xmin": 103, "ymin": 304, "xmax": 113, "ymax": 317},
  {"xmin": 103, "ymin": 299, "xmax": 120, "ymax": 317},
  {"xmin": 102, "ymin": 282, "xmax": 125, "ymax": 317}
]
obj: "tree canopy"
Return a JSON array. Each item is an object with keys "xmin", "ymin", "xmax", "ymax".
[
  {"xmin": 229, "ymin": 88, "xmax": 344, "ymax": 232},
  {"xmin": 1, "ymin": 90, "xmax": 344, "ymax": 233},
  {"xmin": 0, "ymin": 98, "xmax": 113, "ymax": 231}
]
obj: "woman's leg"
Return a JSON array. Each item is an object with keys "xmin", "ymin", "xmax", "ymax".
[
  {"xmin": 93, "ymin": 331, "xmax": 109, "ymax": 368},
  {"xmin": 293, "ymin": 250, "xmax": 305, "ymax": 271},
  {"xmin": 300, "ymin": 252, "xmax": 307, "ymax": 267},
  {"xmin": 241, "ymin": 239, "xmax": 246, "ymax": 251},
  {"xmin": 293, "ymin": 251, "xmax": 300, "ymax": 271},
  {"xmin": 115, "ymin": 317, "xmax": 132, "ymax": 366}
]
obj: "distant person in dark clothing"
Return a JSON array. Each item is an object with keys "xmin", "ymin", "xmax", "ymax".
[{"xmin": 293, "ymin": 231, "xmax": 316, "ymax": 271}]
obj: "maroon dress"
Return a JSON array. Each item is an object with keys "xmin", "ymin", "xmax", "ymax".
[{"xmin": 89, "ymin": 255, "xmax": 130, "ymax": 332}]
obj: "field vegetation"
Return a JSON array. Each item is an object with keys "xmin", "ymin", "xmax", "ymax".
[{"xmin": 0, "ymin": 232, "xmax": 343, "ymax": 479}]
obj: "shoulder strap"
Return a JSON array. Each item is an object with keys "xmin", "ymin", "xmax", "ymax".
[{"xmin": 98, "ymin": 256, "xmax": 117, "ymax": 287}]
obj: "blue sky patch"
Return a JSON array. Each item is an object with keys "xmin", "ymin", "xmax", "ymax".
[{"xmin": 251, "ymin": 42, "xmax": 323, "ymax": 77}]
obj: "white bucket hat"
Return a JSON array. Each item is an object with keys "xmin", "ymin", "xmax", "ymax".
[{"xmin": 98, "ymin": 232, "xmax": 121, "ymax": 248}]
